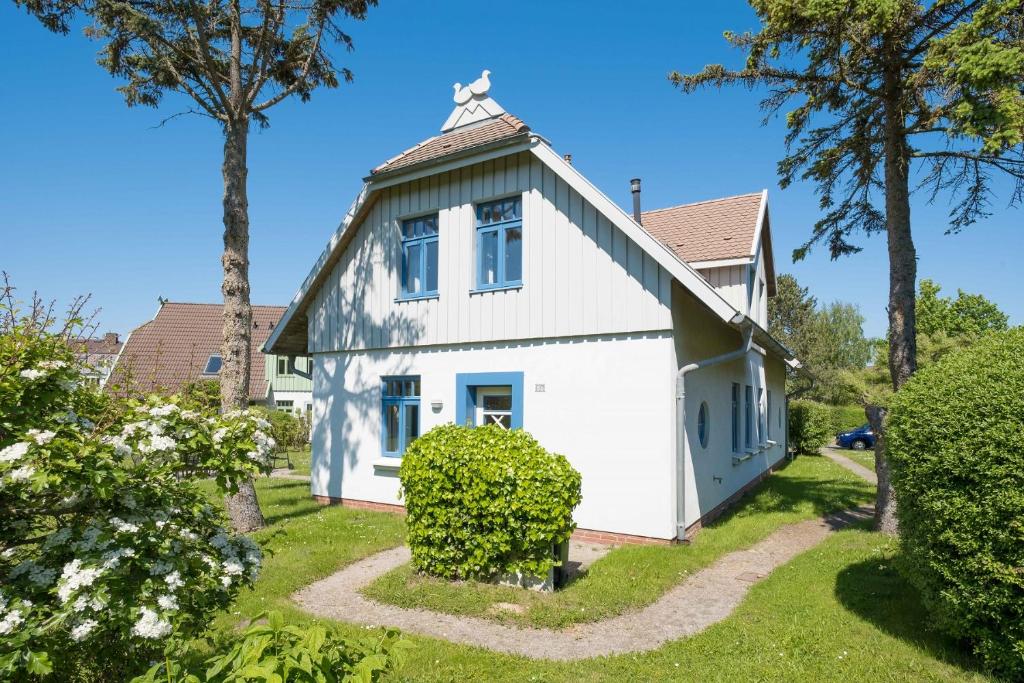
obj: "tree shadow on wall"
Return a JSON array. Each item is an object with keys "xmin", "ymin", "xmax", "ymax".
[
  {"xmin": 833, "ymin": 555, "xmax": 986, "ymax": 677},
  {"xmin": 312, "ymin": 221, "xmax": 425, "ymax": 500}
]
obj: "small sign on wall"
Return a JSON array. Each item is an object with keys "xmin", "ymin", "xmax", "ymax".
[{"xmin": 534, "ymin": 384, "xmax": 546, "ymax": 393}]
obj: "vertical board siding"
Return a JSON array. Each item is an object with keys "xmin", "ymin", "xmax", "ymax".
[
  {"xmin": 698, "ymin": 265, "xmax": 748, "ymax": 315},
  {"xmin": 309, "ymin": 152, "xmax": 673, "ymax": 352}
]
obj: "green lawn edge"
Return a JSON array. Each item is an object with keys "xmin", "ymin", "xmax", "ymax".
[{"xmin": 360, "ymin": 455, "xmax": 875, "ymax": 629}]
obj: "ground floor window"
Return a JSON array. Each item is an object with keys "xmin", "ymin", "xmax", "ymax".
[
  {"xmin": 381, "ymin": 376, "xmax": 420, "ymax": 457},
  {"xmin": 455, "ymin": 372, "xmax": 524, "ymax": 430},
  {"xmin": 745, "ymin": 385, "xmax": 754, "ymax": 449},
  {"xmin": 276, "ymin": 400, "xmax": 294, "ymax": 410},
  {"xmin": 731, "ymin": 383, "xmax": 740, "ymax": 452}
]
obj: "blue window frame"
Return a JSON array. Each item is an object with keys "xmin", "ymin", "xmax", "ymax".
[
  {"xmin": 475, "ymin": 197, "xmax": 522, "ymax": 290},
  {"xmin": 766, "ymin": 389, "xmax": 773, "ymax": 440},
  {"xmin": 381, "ymin": 376, "xmax": 420, "ymax": 457},
  {"xmin": 455, "ymin": 372, "xmax": 524, "ymax": 429},
  {"xmin": 401, "ymin": 214, "xmax": 439, "ymax": 298},
  {"xmin": 745, "ymin": 385, "xmax": 754, "ymax": 449},
  {"xmin": 731, "ymin": 383, "xmax": 740, "ymax": 452}
]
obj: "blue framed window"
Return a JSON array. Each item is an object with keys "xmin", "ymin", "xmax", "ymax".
[
  {"xmin": 381, "ymin": 376, "xmax": 420, "ymax": 457},
  {"xmin": 744, "ymin": 385, "xmax": 755, "ymax": 450},
  {"xmin": 766, "ymin": 389, "xmax": 773, "ymax": 440},
  {"xmin": 731, "ymin": 383, "xmax": 740, "ymax": 452},
  {"xmin": 401, "ymin": 215, "xmax": 439, "ymax": 298},
  {"xmin": 475, "ymin": 197, "xmax": 522, "ymax": 290}
]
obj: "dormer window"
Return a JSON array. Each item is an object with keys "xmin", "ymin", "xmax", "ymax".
[
  {"xmin": 400, "ymin": 214, "xmax": 439, "ymax": 298},
  {"xmin": 203, "ymin": 354, "xmax": 222, "ymax": 375},
  {"xmin": 476, "ymin": 196, "xmax": 522, "ymax": 290}
]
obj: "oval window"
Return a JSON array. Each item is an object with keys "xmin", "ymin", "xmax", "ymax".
[{"xmin": 697, "ymin": 401, "xmax": 709, "ymax": 448}]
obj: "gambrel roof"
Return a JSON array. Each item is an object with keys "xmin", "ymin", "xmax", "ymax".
[{"xmin": 264, "ymin": 82, "xmax": 791, "ymax": 361}]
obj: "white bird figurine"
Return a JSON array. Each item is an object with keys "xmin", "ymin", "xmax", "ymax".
[
  {"xmin": 468, "ymin": 69, "xmax": 491, "ymax": 96},
  {"xmin": 452, "ymin": 82, "xmax": 472, "ymax": 105}
]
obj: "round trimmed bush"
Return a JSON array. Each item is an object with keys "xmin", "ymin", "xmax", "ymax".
[
  {"xmin": 399, "ymin": 424, "xmax": 582, "ymax": 581},
  {"xmin": 887, "ymin": 328, "xmax": 1024, "ymax": 678},
  {"xmin": 788, "ymin": 399, "xmax": 834, "ymax": 454}
]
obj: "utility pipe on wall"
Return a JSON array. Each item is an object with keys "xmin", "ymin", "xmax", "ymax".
[{"xmin": 675, "ymin": 317, "xmax": 754, "ymax": 540}]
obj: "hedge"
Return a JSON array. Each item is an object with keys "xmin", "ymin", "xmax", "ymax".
[
  {"xmin": 829, "ymin": 404, "xmax": 866, "ymax": 433},
  {"xmin": 399, "ymin": 424, "xmax": 582, "ymax": 581},
  {"xmin": 887, "ymin": 328, "xmax": 1024, "ymax": 678},
  {"xmin": 788, "ymin": 399, "xmax": 833, "ymax": 454}
]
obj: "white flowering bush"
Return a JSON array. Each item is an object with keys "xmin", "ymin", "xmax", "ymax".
[
  {"xmin": 0, "ymin": 296, "xmax": 266, "ymax": 679},
  {"xmin": 112, "ymin": 397, "xmax": 276, "ymax": 493}
]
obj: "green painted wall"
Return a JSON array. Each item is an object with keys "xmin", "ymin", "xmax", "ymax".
[{"xmin": 264, "ymin": 354, "xmax": 313, "ymax": 392}]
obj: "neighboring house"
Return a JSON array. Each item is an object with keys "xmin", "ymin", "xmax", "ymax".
[
  {"xmin": 264, "ymin": 72, "xmax": 796, "ymax": 543},
  {"xmin": 74, "ymin": 332, "xmax": 123, "ymax": 387},
  {"xmin": 108, "ymin": 301, "xmax": 312, "ymax": 411}
]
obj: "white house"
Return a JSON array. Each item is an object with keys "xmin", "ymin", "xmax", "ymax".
[{"xmin": 265, "ymin": 72, "xmax": 795, "ymax": 543}]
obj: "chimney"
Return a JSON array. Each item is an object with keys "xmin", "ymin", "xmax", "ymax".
[
  {"xmin": 630, "ymin": 178, "xmax": 642, "ymax": 224},
  {"xmin": 104, "ymin": 332, "xmax": 119, "ymax": 345},
  {"xmin": 563, "ymin": 153, "xmax": 572, "ymax": 165}
]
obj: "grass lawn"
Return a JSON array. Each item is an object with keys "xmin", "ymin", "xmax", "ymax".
[
  {"xmin": 273, "ymin": 446, "xmax": 311, "ymax": 475},
  {"xmin": 204, "ymin": 458, "xmax": 988, "ymax": 681},
  {"xmin": 362, "ymin": 455, "xmax": 874, "ymax": 629},
  {"xmin": 843, "ymin": 447, "xmax": 876, "ymax": 471}
]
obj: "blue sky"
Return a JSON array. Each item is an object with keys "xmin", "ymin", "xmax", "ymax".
[{"xmin": 2, "ymin": 0, "xmax": 1019, "ymax": 339}]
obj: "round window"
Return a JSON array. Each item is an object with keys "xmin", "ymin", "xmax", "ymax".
[{"xmin": 697, "ymin": 401, "xmax": 709, "ymax": 448}]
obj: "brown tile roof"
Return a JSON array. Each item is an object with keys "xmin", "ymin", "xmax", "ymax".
[
  {"xmin": 370, "ymin": 113, "xmax": 531, "ymax": 176},
  {"xmin": 107, "ymin": 303, "xmax": 285, "ymax": 402},
  {"xmin": 641, "ymin": 192, "xmax": 763, "ymax": 264},
  {"xmin": 75, "ymin": 333, "xmax": 122, "ymax": 356}
]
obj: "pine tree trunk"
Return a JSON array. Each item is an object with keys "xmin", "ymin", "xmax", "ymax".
[
  {"xmin": 874, "ymin": 65, "xmax": 917, "ymax": 536},
  {"xmin": 220, "ymin": 118, "xmax": 266, "ymax": 533}
]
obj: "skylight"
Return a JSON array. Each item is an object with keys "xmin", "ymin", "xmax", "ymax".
[{"xmin": 203, "ymin": 354, "xmax": 222, "ymax": 375}]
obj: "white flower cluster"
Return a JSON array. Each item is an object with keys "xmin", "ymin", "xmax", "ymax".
[
  {"xmin": 0, "ymin": 442, "xmax": 29, "ymax": 464},
  {"xmin": 26, "ymin": 429, "xmax": 55, "ymax": 445},
  {"xmin": 131, "ymin": 606, "xmax": 171, "ymax": 639},
  {"xmin": 0, "ymin": 595, "xmax": 30, "ymax": 636},
  {"xmin": 57, "ymin": 560, "xmax": 104, "ymax": 603},
  {"xmin": 70, "ymin": 618, "xmax": 98, "ymax": 642},
  {"xmin": 208, "ymin": 532, "xmax": 261, "ymax": 589}
]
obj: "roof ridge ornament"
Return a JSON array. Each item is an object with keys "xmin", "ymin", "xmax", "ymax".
[{"xmin": 441, "ymin": 69, "xmax": 505, "ymax": 132}]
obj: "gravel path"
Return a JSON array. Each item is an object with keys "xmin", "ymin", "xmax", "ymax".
[
  {"xmin": 292, "ymin": 505, "xmax": 873, "ymax": 660},
  {"xmin": 268, "ymin": 469, "xmax": 311, "ymax": 482},
  {"xmin": 821, "ymin": 447, "xmax": 877, "ymax": 485}
]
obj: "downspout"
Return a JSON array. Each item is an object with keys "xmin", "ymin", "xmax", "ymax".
[{"xmin": 675, "ymin": 317, "xmax": 753, "ymax": 540}]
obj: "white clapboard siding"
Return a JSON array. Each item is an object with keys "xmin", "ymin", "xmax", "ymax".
[
  {"xmin": 698, "ymin": 265, "xmax": 749, "ymax": 317},
  {"xmin": 308, "ymin": 151, "xmax": 673, "ymax": 353}
]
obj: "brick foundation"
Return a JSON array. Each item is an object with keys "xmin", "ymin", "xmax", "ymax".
[
  {"xmin": 683, "ymin": 456, "xmax": 788, "ymax": 538},
  {"xmin": 571, "ymin": 527, "xmax": 675, "ymax": 546},
  {"xmin": 313, "ymin": 495, "xmax": 406, "ymax": 515}
]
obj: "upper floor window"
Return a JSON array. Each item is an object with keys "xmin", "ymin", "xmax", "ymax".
[
  {"xmin": 277, "ymin": 356, "xmax": 291, "ymax": 376},
  {"xmin": 401, "ymin": 214, "xmax": 439, "ymax": 298},
  {"xmin": 476, "ymin": 197, "xmax": 522, "ymax": 290}
]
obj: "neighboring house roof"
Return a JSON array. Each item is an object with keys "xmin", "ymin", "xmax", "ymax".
[
  {"xmin": 370, "ymin": 113, "xmax": 531, "ymax": 177},
  {"xmin": 75, "ymin": 333, "xmax": 123, "ymax": 356},
  {"xmin": 109, "ymin": 302, "xmax": 285, "ymax": 402}
]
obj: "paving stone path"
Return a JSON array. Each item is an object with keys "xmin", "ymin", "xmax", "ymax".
[
  {"xmin": 821, "ymin": 447, "xmax": 878, "ymax": 485},
  {"xmin": 292, "ymin": 504, "xmax": 873, "ymax": 660}
]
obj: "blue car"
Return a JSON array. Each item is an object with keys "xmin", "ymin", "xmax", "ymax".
[{"xmin": 836, "ymin": 424, "xmax": 876, "ymax": 450}]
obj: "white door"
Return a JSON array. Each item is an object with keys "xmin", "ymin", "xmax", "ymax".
[{"xmin": 475, "ymin": 386, "xmax": 513, "ymax": 429}]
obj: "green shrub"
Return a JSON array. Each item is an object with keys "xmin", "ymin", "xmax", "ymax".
[
  {"xmin": 788, "ymin": 399, "xmax": 834, "ymax": 454},
  {"xmin": 399, "ymin": 424, "xmax": 582, "ymax": 581},
  {"xmin": 887, "ymin": 328, "xmax": 1024, "ymax": 678},
  {"xmin": 132, "ymin": 611, "xmax": 411, "ymax": 682},
  {"xmin": 252, "ymin": 406, "xmax": 308, "ymax": 452},
  {"xmin": 829, "ymin": 403, "xmax": 866, "ymax": 433}
]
